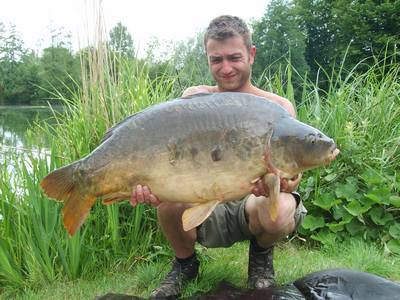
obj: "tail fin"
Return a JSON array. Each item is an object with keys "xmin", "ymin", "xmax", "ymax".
[
  {"xmin": 40, "ymin": 164, "xmax": 76, "ymax": 202},
  {"xmin": 62, "ymin": 192, "xmax": 96, "ymax": 236},
  {"xmin": 40, "ymin": 163, "xmax": 96, "ymax": 236}
]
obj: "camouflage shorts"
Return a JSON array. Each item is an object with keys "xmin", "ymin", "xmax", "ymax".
[{"xmin": 196, "ymin": 193, "xmax": 307, "ymax": 248}]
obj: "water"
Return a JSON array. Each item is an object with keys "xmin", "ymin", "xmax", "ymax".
[
  {"xmin": 0, "ymin": 105, "xmax": 58, "ymax": 149},
  {"xmin": 0, "ymin": 105, "xmax": 61, "ymax": 200}
]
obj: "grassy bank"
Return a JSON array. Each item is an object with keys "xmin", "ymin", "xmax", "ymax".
[
  {"xmin": 10, "ymin": 239, "xmax": 400, "ymax": 299},
  {"xmin": 1, "ymin": 41, "xmax": 399, "ymax": 297}
]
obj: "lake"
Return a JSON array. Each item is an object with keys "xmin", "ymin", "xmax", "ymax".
[
  {"xmin": 0, "ymin": 105, "xmax": 59, "ymax": 149},
  {"xmin": 0, "ymin": 105, "xmax": 61, "ymax": 192}
]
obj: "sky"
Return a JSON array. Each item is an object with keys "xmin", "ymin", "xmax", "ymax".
[{"xmin": 0, "ymin": 0, "xmax": 270, "ymax": 56}]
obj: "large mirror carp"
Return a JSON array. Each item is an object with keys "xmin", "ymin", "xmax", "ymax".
[{"xmin": 41, "ymin": 92, "xmax": 339, "ymax": 235}]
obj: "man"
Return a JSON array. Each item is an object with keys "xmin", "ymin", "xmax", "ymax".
[{"xmin": 130, "ymin": 15, "xmax": 307, "ymax": 299}]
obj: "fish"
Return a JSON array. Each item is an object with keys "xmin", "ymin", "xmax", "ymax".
[{"xmin": 40, "ymin": 92, "xmax": 339, "ymax": 236}]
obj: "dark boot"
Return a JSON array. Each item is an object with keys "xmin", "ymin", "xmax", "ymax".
[
  {"xmin": 247, "ymin": 239, "xmax": 276, "ymax": 289},
  {"xmin": 150, "ymin": 255, "xmax": 199, "ymax": 299}
]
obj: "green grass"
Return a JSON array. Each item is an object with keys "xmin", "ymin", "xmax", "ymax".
[{"xmin": 8, "ymin": 239, "xmax": 400, "ymax": 300}]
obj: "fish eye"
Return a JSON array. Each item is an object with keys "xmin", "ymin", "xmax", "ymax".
[{"xmin": 307, "ymin": 134, "xmax": 316, "ymax": 144}]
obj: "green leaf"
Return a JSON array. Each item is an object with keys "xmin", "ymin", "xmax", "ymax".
[
  {"xmin": 312, "ymin": 193, "xmax": 341, "ymax": 211},
  {"xmin": 387, "ymin": 239, "xmax": 400, "ymax": 255},
  {"xmin": 389, "ymin": 223, "xmax": 400, "ymax": 239},
  {"xmin": 327, "ymin": 220, "xmax": 349, "ymax": 233},
  {"xmin": 345, "ymin": 219, "xmax": 364, "ymax": 236},
  {"xmin": 360, "ymin": 169, "xmax": 385, "ymax": 185},
  {"xmin": 310, "ymin": 230, "xmax": 337, "ymax": 245},
  {"xmin": 301, "ymin": 215, "xmax": 325, "ymax": 231},
  {"xmin": 364, "ymin": 193, "xmax": 382, "ymax": 204},
  {"xmin": 333, "ymin": 205, "xmax": 353, "ymax": 222},
  {"xmin": 365, "ymin": 228, "xmax": 380, "ymax": 240},
  {"xmin": 365, "ymin": 188, "xmax": 391, "ymax": 205},
  {"xmin": 388, "ymin": 196, "xmax": 400, "ymax": 207},
  {"xmin": 369, "ymin": 207, "xmax": 384, "ymax": 225},
  {"xmin": 368, "ymin": 207, "xmax": 394, "ymax": 225},
  {"xmin": 344, "ymin": 200, "xmax": 370, "ymax": 216},
  {"xmin": 335, "ymin": 182, "xmax": 358, "ymax": 200},
  {"xmin": 324, "ymin": 173, "xmax": 337, "ymax": 182}
]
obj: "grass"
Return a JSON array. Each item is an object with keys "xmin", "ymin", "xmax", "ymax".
[{"xmin": 9, "ymin": 239, "xmax": 400, "ymax": 299}]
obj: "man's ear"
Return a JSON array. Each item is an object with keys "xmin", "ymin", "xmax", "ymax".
[{"xmin": 249, "ymin": 46, "xmax": 256, "ymax": 65}]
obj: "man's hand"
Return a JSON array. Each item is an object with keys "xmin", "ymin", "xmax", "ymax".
[
  {"xmin": 130, "ymin": 184, "xmax": 161, "ymax": 207},
  {"xmin": 280, "ymin": 173, "xmax": 302, "ymax": 193},
  {"xmin": 182, "ymin": 86, "xmax": 213, "ymax": 97},
  {"xmin": 251, "ymin": 173, "xmax": 302, "ymax": 197}
]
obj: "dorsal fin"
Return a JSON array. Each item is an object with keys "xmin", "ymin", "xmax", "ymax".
[{"xmin": 100, "ymin": 112, "xmax": 140, "ymax": 144}]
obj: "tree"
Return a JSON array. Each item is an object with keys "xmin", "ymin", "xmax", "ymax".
[
  {"xmin": 170, "ymin": 32, "xmax": 211, "ymax": 89},
  {"xmin": 108, "ymin": 22, "xmax": 134, "ymax": 58},
  {"xmin": 294, "ymin": 0, "xmax": 338, "ymax": 81},
  {"xmin": 252, "ymin": 0, "xmax": 309, "ymax": 96},
  {"xmin": 295, "ymin": 0, "xmax": 400, "ymax": 79},
  {"xmin": 38, "ymin": 46, "xmax": 80, "ymax": 101},
  {"xmin": 0, "ymin": 23, "xmax": 41, "ymax": 104},
  {"xmin": 332, "ymin": 0, "xmax": 400, "ymax": 68}
]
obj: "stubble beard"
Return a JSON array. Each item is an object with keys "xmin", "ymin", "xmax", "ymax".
[{"xmin": 215, "ymin": 69, "xmax": 251, "ymax": 92}]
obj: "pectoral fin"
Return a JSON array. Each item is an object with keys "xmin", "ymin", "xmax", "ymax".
[
  {"xmin": 264, "ymin": 173, "xmax": 280, "ymax": 222},
  {"xmin": 101, "ymin": 192, "xmax": 131, "ymax": 205},
  {"xmin": 182, "ymin": 200, "xmax": 220, "ymax": 231}
]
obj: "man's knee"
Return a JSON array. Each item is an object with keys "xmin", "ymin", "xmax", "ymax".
[
  {"xmin": 250, "ymin": 193, "xmax": 297, "ymax": 237},
  {"xmin": 157, "ymin": 202, "xmax": 188, "ymax": 219}
]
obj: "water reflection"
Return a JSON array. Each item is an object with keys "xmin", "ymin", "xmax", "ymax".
[
  {"xmin": 0, "ymin": 105, "xmax": 59, "ymax": 148},
  {"xmin": 0, "ymin": 105, "xmax": 60, "ymax": 201}
]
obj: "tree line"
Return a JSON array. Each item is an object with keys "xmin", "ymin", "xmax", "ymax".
[{"xmin": 0, "ymin": 0, "xmax": 399, "ymax": 105}]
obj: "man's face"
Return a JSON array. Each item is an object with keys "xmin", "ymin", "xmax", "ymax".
[{"xmin": 206, "ymin": 36, "xmax": 256, "ymax": 92}]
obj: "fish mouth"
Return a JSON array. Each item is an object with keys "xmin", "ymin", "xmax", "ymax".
[{"xmin": 327, "ymin": 145, "xmax": 340, "ymax": 162}]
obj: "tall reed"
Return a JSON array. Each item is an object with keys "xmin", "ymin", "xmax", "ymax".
[{"xmin": 0, "ymin": 6, "xmax": 178, "ymax": 294}]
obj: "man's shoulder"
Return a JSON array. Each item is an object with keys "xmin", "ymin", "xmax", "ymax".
[
  {"xmin": 182, "ymin": 85, "xmax": 218, "ymax": 97},
  {"xmin": 252, "ymin": 88, "xmax": 296, "ymax": 118}
]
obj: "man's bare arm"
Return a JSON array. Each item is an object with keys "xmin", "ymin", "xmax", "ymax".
[{"xmin": 257, "ymin": 90, "xmax": 297, "ymax": 118}]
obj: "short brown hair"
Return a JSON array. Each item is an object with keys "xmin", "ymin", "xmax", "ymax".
[{"xmin": 204, "ymin": 15, "xmax": 252, "ymax": 52}]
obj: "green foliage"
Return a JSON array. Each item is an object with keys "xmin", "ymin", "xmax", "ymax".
[
  {"xmin": 294, "ymin": 0, "xmax": 400, "ymax": 81},
  {"xmin": 108, "ymin": 22, "xmax": 135, "ymax": 58},
  {"xmin": 38, "ymin": 46, "xmax": 81, "ymax": 101},
  {"xmin": 0, "ymin": 23, "xmax": 81, "ymax": 105},
  {"xmin": 143, "ymin": 32, "xmax": 212, "ymax": 91},
  {"xmin": 294, "ymin": 0, "xmax": 338, "ymax": 81},
  {"xmin": 252, "ymin": 0, "xmax": 309, "ymax": 92},
  {"xmin": 296, "ymin": 56, "xmax": 400, "ymax": 253},
  {"xmin": 332, "ymin": 0, "xmax": 400, "ymax": 70},
  {"xmin": 0, "ymin": 23, "xmax": 41, "ymax": 104},
  {"xmin": 0, "ymin": 40, "xmax": 179, "ymax": 292},
  {"xmin": 170, "ymin": 32, "xmax": 212, "ymax": 90}
]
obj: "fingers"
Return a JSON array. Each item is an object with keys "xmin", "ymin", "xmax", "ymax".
[
  {"xmin": 130, "ymin": 184, "xmax": 161, "ymax": 207},
  {"xmin": 280, "ymin": 178, "xmax": 288, "ymax": 191},
  {"xmin": 136, "ymin": 184, "xmax": 145, "ymax": 204},
  {"xmin": 281, "ymin": 173, "xmax": 302, "ymax": 193},
  {"xmin": 130, "ymin": 186, "xmax": 138, "ymax": 207},
  {"xmin": 149, "ymin": 194, "xmax": 161, "ymax": 207},
  {"xmin": 252, "ymin": 173, "xmax": 303, "ymax": 196},
  {"xmin": 251, "ymin": 178, "xmax": 269, "ymax": 197}
]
